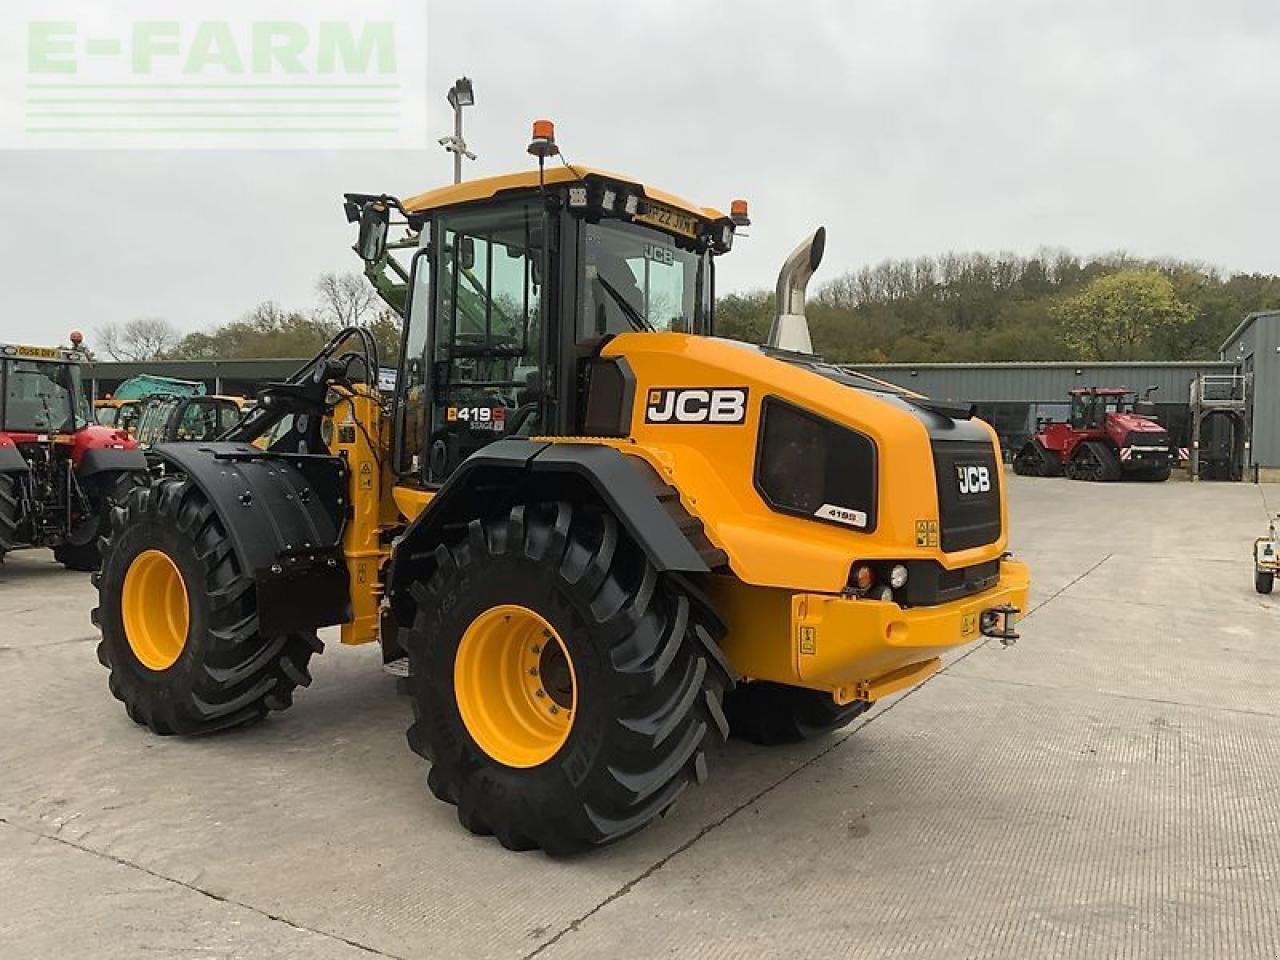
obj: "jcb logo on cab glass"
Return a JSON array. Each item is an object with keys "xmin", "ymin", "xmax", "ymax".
[
  {"xmin": 956, "ymin": 464, "xmax": 991, "ymax": 495},
  {"xmin": 645, "ymin": 388, "xmax": 748, "ymax": 425}
]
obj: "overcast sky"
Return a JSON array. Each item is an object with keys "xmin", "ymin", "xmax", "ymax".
[{"xmin": 2, "ymin": 0, "xmax": 1278, "ymax": 347}]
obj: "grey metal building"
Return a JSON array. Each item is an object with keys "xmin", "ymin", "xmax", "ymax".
[
  {"xmin": 848, "ymin": 361, "xmax": 1235, "ymax": 406},
  {"xmin": 1220, "ymin": 310, "xmax": 1280, "ymax": 472},
  {"xmin": 86, "ymin": 358, "xmax": 302, "ymax": 400},
  {"xmin": 850, "ymin": 360, "xmax": 1235, "ymax": 464}
]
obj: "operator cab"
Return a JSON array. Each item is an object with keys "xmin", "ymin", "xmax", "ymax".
[
  {"xmin": 1068, "ymin": 388, "xmax": 1132, "ymax": 430},
  {"xmin": 346, "ymin": 130, "xmax": 740, "ymax": 487},
  {"xmin": 0, "ymin": 344, "xmax": 91, "ymax": 435},
  {"xmin": 133, "ymin": 395, "xmax": 244, "ymax": 448}
]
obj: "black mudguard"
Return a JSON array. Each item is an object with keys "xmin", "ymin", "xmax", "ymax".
[
  {"xmin": 77, "ymin": 446, "xmax": 148, "ymax": 478},
  {"xmin": 0, "ymin": 444, "xmax": 28, "ymax": 474},
  {"xmin": 151, "ymin": 442, "xmax": 352, "ymax": 635},
  {"xmin": 386, "ymin": 438, "xmax": 724, "ymax": 619}
]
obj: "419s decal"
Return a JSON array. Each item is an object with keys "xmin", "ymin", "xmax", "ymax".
[{"xmin": 644, "ymin": 387, "xmax": 748, "ymax": 425}]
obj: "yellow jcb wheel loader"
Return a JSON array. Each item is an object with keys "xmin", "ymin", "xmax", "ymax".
[{"xmin": 93, "ymin": 123, "xmax": 1030, "ymax": 854}]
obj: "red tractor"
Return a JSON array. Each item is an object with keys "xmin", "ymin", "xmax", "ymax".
[
  {"xmin": 1012, "ymin": 386, "xmax": 1173, "ymax": 482},
  {"xmin": 0, "ymin": 340, "xmax": 148, "ymax": 569}
]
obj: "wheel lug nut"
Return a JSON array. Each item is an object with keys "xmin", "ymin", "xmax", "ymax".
[
  {"xmin": 528, "ymin": 667, "xmax": 538, "ymax": 676},
  {"xmin": 549, "ymin": 705, "xmax": 559, "ymax": 715},
  {"xmin": 531, "ymin": 644, "xmax": 541, "ymax": 654},
  {"xmin": 535, "ymin": 689, "xmax": 545, "ymax": 698}
]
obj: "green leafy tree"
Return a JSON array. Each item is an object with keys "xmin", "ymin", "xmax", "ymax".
[
  {"xmin": 714, "ymin": 290, "xmax": 772, "ymax": 345},
  {"xmin": 176, "ymin": 302, "xmax": 336, "ymax": 359},
  {"xmin": 1054, "ymin": 270, "xmax": 1195, "ymax": 361}
]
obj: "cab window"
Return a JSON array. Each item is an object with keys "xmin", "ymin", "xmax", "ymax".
[
  {"xmin": 579, "ymin": 220, "xmax": 708, "ymax": 338},
  {"xmin": 1, "ymin": 359, "xmax": 78, "ymax": 433},
  {"xmin": 117, "ymin": 402, "xmax": 141, "ymax": 435},
  {"xmin": 395, "ymin": 247, "xmax": 432, "ymax": 477},
  {"xmin": 135, "ymin": 398, "xmax": 177, "ymax": 445},
  {"xmin": 175, "ymin": 399, "xmax": 239, "ymax": 441}
]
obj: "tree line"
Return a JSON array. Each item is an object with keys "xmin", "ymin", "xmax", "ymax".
[
  {"xmin": 95, "ymin": 251, "xmax": 1280, "ymax": 365},
  {"xmin": 719, "ymin": 249, "xmax": 1280, "ymax": 363},
  {"xmin": 94, "ymin": 272, "xmax": 401, "ymax": 366}
]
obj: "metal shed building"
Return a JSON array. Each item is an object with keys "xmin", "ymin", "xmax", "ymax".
[
  {"xmin": 849, "ymin": 360, "xmax": 1237, "ymax": 466},
  {"xmin": 1220, "ymin": 310, "xmax": 1280, "ymax": 473}
]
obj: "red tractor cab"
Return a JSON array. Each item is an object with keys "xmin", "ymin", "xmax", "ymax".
[
  {"xmin": 1013, "ymin": 386, "xmax": 1173, "ymax": 482},
  {"xmin": 0, "ymin": 342, "xmax": 148, "ymax": 569}
]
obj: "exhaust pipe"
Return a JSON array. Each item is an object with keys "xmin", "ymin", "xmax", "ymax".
[{"xmin": 768, "ymin": 226, "xmax": 826, "ymax": 354}]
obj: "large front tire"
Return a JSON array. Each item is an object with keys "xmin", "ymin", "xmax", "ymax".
[
  {"xmin": 93, "ymin": 478, "xmax": 322, "ymax": 735},
  {"xmin": 725, "ymin": 681, "xmax": 871, "ymax": 745},
  {"xmin": 0, "ymin": 472, "xmax": 17, "ymax": 561},
  {"xmin": 403, "ymin": 501, "xmax": 732, "ymax": 854}
]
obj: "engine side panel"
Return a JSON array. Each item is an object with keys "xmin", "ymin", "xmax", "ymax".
[{"xmin": 598, "ymin": 333, "xmax": 1010, "ymax": 594}]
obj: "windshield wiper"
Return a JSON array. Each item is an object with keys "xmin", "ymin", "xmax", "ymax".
[{"xmin": 595, "ymin": 274, "xmax": 654, "ymax": 333}]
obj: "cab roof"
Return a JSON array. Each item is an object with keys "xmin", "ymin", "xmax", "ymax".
[
  {"xmin": 402, "ymin": 166, "xmax": 727, "ymax": 222},
  {"xmin": 1069, "ymin": 387, "xmax": 1132, "ymax": 396}
]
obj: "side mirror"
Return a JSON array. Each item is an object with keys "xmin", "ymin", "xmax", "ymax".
[
  {"xmin": 356, "ymin": 202, "xmax": 390, "ymax": 263},
  {"xmin": 523, "ymin": 367, "xmax": 543, "ymax": 397},
  {"xmin": 458, "ymin": 236, "xmax": 476, "ymax": 272}
]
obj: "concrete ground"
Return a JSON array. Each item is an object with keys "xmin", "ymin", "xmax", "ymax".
[{"xmin": 2, "ymin": 475, "xmax": 1279, "ymax": 959}]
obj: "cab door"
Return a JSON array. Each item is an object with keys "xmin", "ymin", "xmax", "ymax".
[
  {"xmin": 390, "ymin": 243, "xmax": 433, "ymax": 483},
  {"xmin": 424, "ymin": 200, "xmax": 546, "ymax": 483}
]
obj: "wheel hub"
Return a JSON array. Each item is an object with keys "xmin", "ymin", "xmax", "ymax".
[
  {"xmin": 454, "ymin": 604, "xmax": 577, "ymax": 768},
  {"xmin": 121, "ymin": 549, "xmax": 190, "ymax": 671}
]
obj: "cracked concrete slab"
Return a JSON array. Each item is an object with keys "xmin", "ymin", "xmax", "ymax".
[{"xmin": 0, "ymin": 819, "xmax": 374, "ymax": 959}]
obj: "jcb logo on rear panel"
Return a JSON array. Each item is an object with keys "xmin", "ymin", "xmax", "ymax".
[
  {"xmin": 644, "ymin": 388, "xmax": 748, "ymax": 424},
  {"xmin": 956, "ymin": 464, "xmax": 991, "ymax": 495}
]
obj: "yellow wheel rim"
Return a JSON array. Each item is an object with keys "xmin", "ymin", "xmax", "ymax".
[
  {"xmin": 122, "ymin": 549, "xmax": 190, "ymax": 671},
  {"xmin": 454, "ymin": 604, "xmax": 577, "ymax": 768}
]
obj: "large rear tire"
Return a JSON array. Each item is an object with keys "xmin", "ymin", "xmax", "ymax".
[
  {"xmin": 93, "ymin": 477, "xmax": 322, "ymax": 735},
  {"xmin": 56, "ymin": 471, "xmax": 145, "ymax": 572},
  {"xmin": 0, "ymin": 472, "xmax": 17, "ymax": 562},
  {"xmin": 725, "ymin": 681, "xmax": 871, "ymax": 745},
  {"xmin": 402, "ymin": 501, "xmax": 732, "ymax": 854}
]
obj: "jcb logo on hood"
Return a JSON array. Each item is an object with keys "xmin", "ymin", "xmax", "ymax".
[
  {"xmin": 956, "ymin": 464, "xmax": 991, "ymax": 495},
  {"xmin": 645, "ymin": 388, "xmax": 748, "ymax": 424}
]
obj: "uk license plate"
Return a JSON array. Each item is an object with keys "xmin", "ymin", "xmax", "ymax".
[
  {"xmin": 635, "ymin": 201, "xmax": 699, "ymax": 239},
  {"xmin": 16, "ymin": 345, "xmax": 60, "ymax": 359}
]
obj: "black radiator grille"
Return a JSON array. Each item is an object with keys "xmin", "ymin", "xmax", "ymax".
[{"xmin": 931, "ymin": 439, "xmax": 1002, "ymax": 553}]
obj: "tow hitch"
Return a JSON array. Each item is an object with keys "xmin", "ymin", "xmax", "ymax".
[{"xmin": 980, "ymin": 604, "xmax": 1021, "ymax": 646}]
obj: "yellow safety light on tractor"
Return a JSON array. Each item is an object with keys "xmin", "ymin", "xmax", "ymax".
[{"xmin": 92, "ymin": 122, "xmax": 1030, "ymax": 855}]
